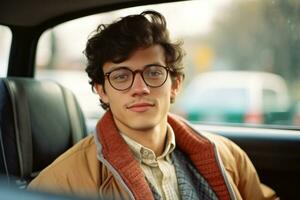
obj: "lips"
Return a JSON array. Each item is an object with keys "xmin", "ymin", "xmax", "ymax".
[{"xmin": 126, "ymin": 102, "xmax": 155, "ymax": 112}]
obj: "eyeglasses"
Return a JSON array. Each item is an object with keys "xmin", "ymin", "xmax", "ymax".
[{"xmin": 104, "ymin": 65, "xmax": 173, "ymax": 91}]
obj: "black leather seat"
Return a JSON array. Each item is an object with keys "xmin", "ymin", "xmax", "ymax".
[{"xmin": 0, "ymin": 77, "xmax": 87, "ymax": 187}]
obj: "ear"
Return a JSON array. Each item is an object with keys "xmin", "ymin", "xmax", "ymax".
[
  {"xmin": 94, "ymin": 84, "xmax": 109, "ymax": 104},
  {"xmin": 171, "ymin": 75, "xmax": 183, "ymax": 102}
]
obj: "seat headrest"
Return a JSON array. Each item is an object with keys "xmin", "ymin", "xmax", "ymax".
[{"xmin": 0, "ymin": 77, "xmax": 87, "ymax": 182}]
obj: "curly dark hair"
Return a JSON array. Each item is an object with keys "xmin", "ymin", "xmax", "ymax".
[{"xmin": 84, "ymin": 10, "xmax": 185, "ymax": 110}]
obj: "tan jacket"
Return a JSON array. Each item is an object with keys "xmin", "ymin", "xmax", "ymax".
[{"xmin": 29, "ymin": 111, "xmax": 278, "ymax": 200}]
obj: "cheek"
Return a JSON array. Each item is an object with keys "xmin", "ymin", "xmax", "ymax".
[
  {"xmin": 106, "ymin": 89, "xmax": 126, "ymax": 108},
  {"xmin": 106, "ymin": 91, "xmax": 118, "ymax": 104},
  {"xmin": 156, "ymin": 81, "xmax": 172, "ymax": 102}
]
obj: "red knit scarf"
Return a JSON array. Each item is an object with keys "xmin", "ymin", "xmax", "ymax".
[{"xmin": 96, "ymin": 111, "xmax": 231, "ymax": 200}]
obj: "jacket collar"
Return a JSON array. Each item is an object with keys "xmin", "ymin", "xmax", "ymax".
[
  {"xmin": 96, "ymin": 111, "xmax": 154, "ymax": 200},
  {"xmin": 168, "ymin": 113, "xmax": 231, "ymax": 200},
  {"xmin": 96, "ymin": 111, "xmax": 231, "ymax": 200}
]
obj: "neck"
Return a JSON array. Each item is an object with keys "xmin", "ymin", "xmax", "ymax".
[{"xmin": 114, "ymin": 117, "xmax": 168, "ymax": 156}]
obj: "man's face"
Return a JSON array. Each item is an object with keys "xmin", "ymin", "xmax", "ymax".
[{"xmin": 95, "ymin": 45, "xmax": 181, "ymax": 132}]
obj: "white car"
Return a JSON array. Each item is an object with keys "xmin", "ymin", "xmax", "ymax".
[{"xmin": 173, "ymin": 71, "xmax": 291, "ymax": 125}]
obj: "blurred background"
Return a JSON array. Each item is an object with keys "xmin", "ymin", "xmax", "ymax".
[{"xmin": 1, "ymin": 0, "xmax": 299, "ymax": 127}]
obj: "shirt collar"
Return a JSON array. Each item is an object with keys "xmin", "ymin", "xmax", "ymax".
[{"xmin": 121, "ymin": 123, "xmax": 176, "ymax": 163}]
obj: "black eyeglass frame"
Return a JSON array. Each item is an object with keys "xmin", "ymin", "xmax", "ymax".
[{"xmin": 104, "ymin": 65, "xmax": 174, "ymax": 91}]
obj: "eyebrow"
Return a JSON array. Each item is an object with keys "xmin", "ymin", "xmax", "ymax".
[{"xmin": 107, "ymin": 62, "xmax": 165, "ymax": 72}]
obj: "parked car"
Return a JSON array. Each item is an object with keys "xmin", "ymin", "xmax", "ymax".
[
  {"xmin": 173, "ymin": 71, "xmax": 292, "ymax": 125},
  {"xmin": 0, "ymin": 0, "xmax": 300, "ymax": 199}
]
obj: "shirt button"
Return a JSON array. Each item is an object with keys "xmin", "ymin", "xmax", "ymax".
[{"xmin": 142, "ymin": 149, "xmax": 149, "ymax": 157}]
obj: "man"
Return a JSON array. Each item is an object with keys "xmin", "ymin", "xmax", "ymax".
[{"xmin": 29, "ymin": 10, "xmax": 278, "ymax": 200}]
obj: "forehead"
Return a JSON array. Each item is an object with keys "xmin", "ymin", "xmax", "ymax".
[{"xmin": 103, "ymin": 45, "xmax": 166, "ymax": 72}]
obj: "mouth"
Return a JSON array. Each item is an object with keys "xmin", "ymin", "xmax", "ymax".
[{"xmin": 126, "ymin": 102, "xmax": 155, "ymax": 112}]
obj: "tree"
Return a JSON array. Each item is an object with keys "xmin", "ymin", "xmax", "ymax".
[{"xmin": 211, "ymin": 0, "xmax": 300, "ymax": 84}]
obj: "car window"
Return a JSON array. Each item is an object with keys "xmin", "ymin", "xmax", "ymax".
[
  {"xmin": 179, "ymin": 87, "xmax": 248, "ymax": 123},
  {"xmin": 35, "ymin": 0, "xmax": 300, "ymax": 127},
  {"xmin": 0, "ymin": 25, "xmax": 12, "ymax": 77}
]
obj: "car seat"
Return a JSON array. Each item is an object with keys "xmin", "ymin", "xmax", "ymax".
[{"xmin": 0, "ymin": 77, "xmax": 87, "ymax": 188}]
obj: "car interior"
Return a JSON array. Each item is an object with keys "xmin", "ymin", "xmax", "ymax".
[
  {"xmin": 0, "ymin": 0, "xmax": 300, "ymax": 199},
  {"xmin": 0, "ymin": 78, "xmax": 87, "ymax": 187}
]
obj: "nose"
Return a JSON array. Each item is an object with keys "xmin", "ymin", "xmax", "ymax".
[{"xmin": 130, "ymin": 73, "xmax": 150, "ymax": 96}]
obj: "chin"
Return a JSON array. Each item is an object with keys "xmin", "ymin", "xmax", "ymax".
[
  {"xmin": 130, "ymin": 124, "xmax": 159, "ymax": 132},
  {"xmin": 128, "ymin": 119, "xmax": 157, "ymax": 130}
]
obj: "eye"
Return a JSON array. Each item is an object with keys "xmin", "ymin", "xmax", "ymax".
[
  {"xmin": 150, "ymin": 70, "xmax": 162, "ymax": 77},
  {"xmin": 110, "ymin": 69, "xmax": 131, "ymax": 82},
  {"xmin": 145, "ymin": 67, "xmax": 164, "ymax": 79},
  {"xmin": 113, "ymin": 74, "xmax": 128, "ymax": 81}
]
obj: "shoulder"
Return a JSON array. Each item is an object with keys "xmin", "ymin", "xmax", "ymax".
[
  {"xmin": 202, "ymin": 131, "xmax": 242, "ymax": 153},
  {"xmin": 201, "ymin": 131, "xmax": 245, "ymax": 167},
  {"xmin": 200, "ymin": 131, "xmax": 256, "ymax": 186},
  {"xmin": 28, "ymin": 135, "xmax": 99, "ymax": 191},
  {"xmin": 199, "ymin": 131, "xmax": 250, "ymax": 181},
  {"xmin": 51, "ymin": 134, "xmax": 97, "ymax": 167},
  {"xmin": 196, "ymin": 131, "xmax": 278, "ymax": 200}
]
